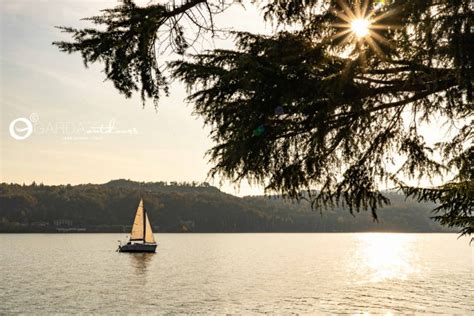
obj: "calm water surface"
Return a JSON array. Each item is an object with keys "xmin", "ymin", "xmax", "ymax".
[{"xmin": 0, "ymin": 233, "xmax": 472, "ymax": 314}]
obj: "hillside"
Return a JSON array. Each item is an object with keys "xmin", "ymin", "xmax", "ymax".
[{"xmin": 0, "ymin": 179, "xmax": 452, "ymax": 233}]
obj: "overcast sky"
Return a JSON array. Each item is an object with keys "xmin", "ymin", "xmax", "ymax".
[{"xmin": 0, "ymin": 0, "xmax": 272, "ymax": 196}]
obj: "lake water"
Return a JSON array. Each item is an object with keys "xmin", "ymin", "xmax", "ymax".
[{"xmin": 0, "ymin": 233, "xmax": 472, "ymax": 314}]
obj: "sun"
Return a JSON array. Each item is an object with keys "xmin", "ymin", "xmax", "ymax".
[
  {"xmin": 351, "ymin": 18, "xmax": 371, "ymax": 38},
  {"xmin": 331, "ymin": 0, "xmax": 396, "ymax": 57}
]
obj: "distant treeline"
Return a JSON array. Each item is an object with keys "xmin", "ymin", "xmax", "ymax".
[{"xmin": 0, "ymin": 179, "xmax": 452, "ymax": 233}]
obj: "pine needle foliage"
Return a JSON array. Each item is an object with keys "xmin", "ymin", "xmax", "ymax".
[{"xmin": 54, "ymin": 0, "xmax": 473, "ymax": 235}]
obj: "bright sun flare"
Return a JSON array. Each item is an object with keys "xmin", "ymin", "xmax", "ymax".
[
  {"xmin": 351, "ymin": 18, "xmax": 370, "ymax": 38},
  {"xmin": 331, "ymin": 0, "xmax": 395, "ymax": 58}
]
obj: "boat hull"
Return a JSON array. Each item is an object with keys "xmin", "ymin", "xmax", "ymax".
[{"xmin": 118, "ymin": 243, "xmax": 157, "ymax": 253}]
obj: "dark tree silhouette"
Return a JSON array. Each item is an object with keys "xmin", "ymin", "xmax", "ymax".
[{"xmin": 54, "ymin": 0, "xmax": 472, "ymax": 235}]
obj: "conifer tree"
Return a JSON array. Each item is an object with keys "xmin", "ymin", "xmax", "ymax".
[{"xmin": 54, "ymin": 0, "xmax": 473, "ymax": 236}]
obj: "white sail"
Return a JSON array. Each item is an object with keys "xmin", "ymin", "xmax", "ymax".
[
  {"xmin": 130, "ymin": 199, "xmax": 145, "ymax": 240},
  {"xmin": 129, "ymin": 198, "xmax": 156, "ymax": 243},
  {"xmin": 144, "ymin": 213, "xmax": 155, "ymax": 243}
]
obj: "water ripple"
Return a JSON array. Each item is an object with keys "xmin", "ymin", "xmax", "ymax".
[{"xmin": 0, "ymin": 233, "xmax": 472, "ymax": 314}]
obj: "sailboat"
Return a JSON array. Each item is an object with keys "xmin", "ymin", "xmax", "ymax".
[{"xmin": 117, "ymin": 198, "xmax": 157, "ymax": 253}]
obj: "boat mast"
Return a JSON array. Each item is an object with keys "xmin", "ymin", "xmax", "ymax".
[{"xmin": 143, "ymin": 201, "xmax": 146, "ymax": 243}]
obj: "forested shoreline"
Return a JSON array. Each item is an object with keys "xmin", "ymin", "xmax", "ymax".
[{"xmin": 0, "ymin": 179, "xmax": 452, "ymax": 233}]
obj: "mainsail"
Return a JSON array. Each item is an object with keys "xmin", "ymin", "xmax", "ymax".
[{"xmin": 130, "ymin": 199, "xmax": 155, "ymax": 243}]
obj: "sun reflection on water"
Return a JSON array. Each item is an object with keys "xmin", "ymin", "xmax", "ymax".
[{"xmin": 356, "ymin": 233, "xmax": 417, "ymax": 282}]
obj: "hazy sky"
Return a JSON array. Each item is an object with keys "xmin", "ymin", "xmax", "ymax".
[
  {"xmin": 0, "ymin": 0, "xmax": 273, "ymax": 196},
  {"xmin": 0, "ymin": 0, "xmax": 454, "ymax": 196}
]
